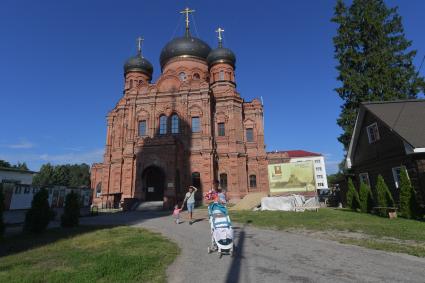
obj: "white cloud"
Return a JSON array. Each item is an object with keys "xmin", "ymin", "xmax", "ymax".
[
  {"xmin": 1, "ymin": 140, "xmax": 35, "ymax": 149},
  {"xmin": 38, "ymin": 148, "xmax": 104, "ymax": 164}
]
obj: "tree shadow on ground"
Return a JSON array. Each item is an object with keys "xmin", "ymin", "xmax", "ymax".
[
  {"xmin": 225, "ymin": 225, "xmax": 247, "ymax": 283},
  {"xmin": 1, "ymin": 209, "xmax": 171, "ymax": 258},
  {"xmin": 0, "ymin": 225, "xmax": 113, "ymax": 258}
]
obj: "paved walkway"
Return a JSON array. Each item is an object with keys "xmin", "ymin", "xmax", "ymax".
[{"xmin": 81, "ymin": 210, "xmax": 425, "ymax": 283}]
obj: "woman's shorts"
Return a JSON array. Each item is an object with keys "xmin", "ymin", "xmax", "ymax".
[{"xmin": 187, "ymin": 202, "xmax": 195, "ymax": 212}]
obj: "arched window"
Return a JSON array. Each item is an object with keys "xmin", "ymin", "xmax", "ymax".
[
  {"xmin": 219, "ymin": 173, "xmax": 228, "ymax": 190},
  {"xmin": 139, "ymin": 120, "xmax": 147, "ymax": 136},
  {"xmin": 159, "ymin": 115, "xmax": 167, "ymax": 134},
  {"xmin": 193, "ymin": 73, "xmax": 200, "ymax": 80},
  {"xmin": 179, "ymin": 72, "xmax": 186, "ymax": 81},
  {"xmin": 246, "ymin": 128, "xmax": 254, "ymax": 142},
  {"xmin": 192, "ymin": 172, "xmax": 201, "ymax": 189},
  {"xmin": 249, "ymin": 175, "xmax": 257, "ymax": 188},
  {"xmin": 219, "ymin": 70, "xmax": 224, "ymax": 80},
  {"xmin": 96, "ymin": 183, "xmax": 102, "ymax": 197},
  {"xmin": 171, "ymin": 114, "xmax": 179, "ymax": 134},
  {"xmin": 130, "ymin": 79, "xmax": 133, "ymax": 88}
]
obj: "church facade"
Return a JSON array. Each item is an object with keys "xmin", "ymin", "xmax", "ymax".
[{"xmin": 91, "ymin": 10, "xmax": 268, "ymax": 208}]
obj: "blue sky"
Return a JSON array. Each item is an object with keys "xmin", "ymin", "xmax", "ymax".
[{"xmin": 1, "ymin": 0, "xmax": 424, "ymax": 173}]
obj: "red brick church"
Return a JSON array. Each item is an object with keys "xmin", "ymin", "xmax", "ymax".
[{"xmin": 91, "ymin": 9, "xmax": 268, "ymax": 208}]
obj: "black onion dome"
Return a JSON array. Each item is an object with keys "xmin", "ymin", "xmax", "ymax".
[
  {"xmin": 160, "ymin": 36, "xmax": 211, "ymax": 69},
  {"xmin": 207, "ymin": 47, "xmax": 236, "ymax": 68},
  {"xmin": 124, "ymin": 55, "xmax": 153, "ymax": 77}
]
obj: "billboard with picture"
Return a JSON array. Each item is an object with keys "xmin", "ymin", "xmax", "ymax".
[{"xmin": 268, "ymin": 161, "xmax": 316, "ymax": 193}]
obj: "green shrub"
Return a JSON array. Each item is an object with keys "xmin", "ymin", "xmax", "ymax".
[
  {"xmin": 346, "ymin": 178, "xmax": 360, "ymax": 210},
  {"xmin": 0, "ymin": 185, "xmax": 5, "ymax": 237},
  {"xmin": 24, "ymin": 188, "xmax": 53, "ymax": 233},
  {"xmin": 399, "ymin": 169, "xmax": 416, "ymax": 219},
  {"xmin": 359, "ymin": 181, "xmax": 373, "ymax": 213},
  {"xmin": 61, "ymin": 191, "xmax": 80, "ymax": 227},
  {"xmin": 374, "ymin": 175, "xmax": 395, "ymax": 217}
]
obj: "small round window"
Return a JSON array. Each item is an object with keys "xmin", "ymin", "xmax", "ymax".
[
  {"xmin": 193, "ymin": 73, "xmax": 200, "ymax": 80},
  {"xmin": 179, "ymin": 72, "xmax": 187, "ymax": 81}
]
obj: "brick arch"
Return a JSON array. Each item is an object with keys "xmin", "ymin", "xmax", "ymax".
[
  {"xmin": 156, "ymin": 75, "xmax": 181, "ymax": 92},
  {"xmin": 189, "ymin": 105, "xmax": 203, "ymax": 117},
  {"xmin": 215, "ymin": 111, "xmax": 229, "ymax": 123}
]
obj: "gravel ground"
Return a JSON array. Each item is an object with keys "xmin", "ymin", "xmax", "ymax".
[{"xmin": 80, "ymin": 210, "xmax": 425, "ymax": 283}]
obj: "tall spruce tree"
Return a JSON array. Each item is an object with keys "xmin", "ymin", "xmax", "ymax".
[
  {"xmin": 332, "ymin": 0, "xmax": 425, "ymax": 150},
  {"xmin": 399, "ymin": 169, "xmax": 416, "ymax": 219},
  {"xmin": 359, "ymin": 181, "xmax": 374, "ymax": 213},
  {"xmin": 0, "ymin": 184, "xmax": 5, "ymax": 237}
]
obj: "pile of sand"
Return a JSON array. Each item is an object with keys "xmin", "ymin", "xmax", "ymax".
[{"xmin": 230, "ymin": 192, "xmax": 268, "ymax": 210}]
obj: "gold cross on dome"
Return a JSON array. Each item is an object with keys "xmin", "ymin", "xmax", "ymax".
[
  {"xmin": 137, "ymin": 36, "xmax": 144, "ymax": 56},
  {"xmin": 216, "ymin": 27, "xmax": 224, "ymax": 46},
  {"xmin": 180, "ymin": 7, "xmax": 195, "ymax": 32}
]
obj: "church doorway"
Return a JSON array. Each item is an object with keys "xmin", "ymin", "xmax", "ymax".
[{"xmin": 142, "ymin": 166, "xmax": 165, "ymax": 201}]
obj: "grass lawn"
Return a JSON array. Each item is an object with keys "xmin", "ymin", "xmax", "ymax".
[
  {"xmin": 231, "ymin": 208, "xmax": 425, "ymax": 257},
  {"xmin": 0, "ymin": 226, "xmax": 179, "ymax": 283}
]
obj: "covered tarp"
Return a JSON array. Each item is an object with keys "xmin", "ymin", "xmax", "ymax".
[{"xmin": 260, "ymin": 195, "xmax": 319, "ymax": 211}]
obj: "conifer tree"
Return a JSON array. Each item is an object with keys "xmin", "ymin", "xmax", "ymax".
[
  {"xmin": 346, "ymin": 178, "xmax": 360, "ymax": 210},
  {"xmin": 24, "ymin": 188, "xmax": 53, "ymax": 233},
  {"xmin": 332, "ymin": 0, "xmax": 425, "ymax": 150},
  {"xmin": 0, "ymin": 185, "xmax": 5, "ymax": 237},
  {"xmin": 359, "ymin": 181, "xmax": 373, "ymax": 213},
  {"xmin": 61, "ymin": 191, "xmax": 80, "ymax": 227},
  {"xmin": 399, "ymin": 169, "xmax": 416, "ymax": 219},
  {"xmin": 374, "ymin": 175, "xmax": 394, "ymax": 216}
]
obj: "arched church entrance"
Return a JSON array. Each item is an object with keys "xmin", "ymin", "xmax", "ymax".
[{"xmin": 142, "ymin": 166, "xmax": 165, "ymax": 201}]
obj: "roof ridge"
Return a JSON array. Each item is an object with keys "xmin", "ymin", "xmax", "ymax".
[{"xmin": 362, "ymin": 99, "xmax": 425, "ymax": 105}]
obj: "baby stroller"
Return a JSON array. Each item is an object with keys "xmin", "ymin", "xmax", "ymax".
[{"xmin": 207, "ymin": 203, "xmax": 235, "ymax": 257}]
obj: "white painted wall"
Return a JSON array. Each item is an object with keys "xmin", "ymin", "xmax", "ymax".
[{"xmin": 290, "ymin": 156, "xmax": 329, "ymax": 189}]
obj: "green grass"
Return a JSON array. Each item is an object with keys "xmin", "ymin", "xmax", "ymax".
[
  {"xmin": 231, "ymin": 208, "xmax": 425, "ymax": 257},
  {"xmin": 0, "ymin": 226, "xmax": 179, "ymax": 283}
]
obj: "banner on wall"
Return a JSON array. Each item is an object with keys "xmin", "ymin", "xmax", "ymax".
[{"xmin": 268, "ymin": 161, "xmax": 316, "ymax": 193}]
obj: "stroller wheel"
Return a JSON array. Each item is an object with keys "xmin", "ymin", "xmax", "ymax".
[
  {"xmin": 218, "ymin": 251, "xmax": 222, "ymax": 258},
  {"xmin": 207, "ymin": 247, "xmax": 211, "ymax": 254}
]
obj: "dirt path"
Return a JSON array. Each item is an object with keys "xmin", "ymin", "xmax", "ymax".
[{"xmin": 81, "ymin": 210, "xmax": 425, "ymax": 283}]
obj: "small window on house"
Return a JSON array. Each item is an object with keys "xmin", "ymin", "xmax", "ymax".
[
  {"xmin": 193, "ymin": 73, "xmax": 200, "ymax": 80},
  {"xmin": 24, "ymin": 187, "xmax": 30, "ymax": 194},
  {"xmin": 171, "ymin": 114, "xmax": 179, "ymax": 134},
  {"xmin": 192, "ymin": 117, "xmax": 200, "ymax": 133},
  {"xmin": 246, "ymin": 128, "xmax": 254, "ymax": 142},
  {"xmin": 14, "ymin": 187, "xmax": 21, "ymax": 194},
  {"xmin": 316, "ymin": 167, "xmax": 322, "ymax": 172},
  {"xmin": 219, "ymin": 173, "xmax": 228, "ymax": 190},
  {"xmin": 159, "ymin": 115, "xmax": 167, "ymax": 134},
  {"xmin": 218, "ymin": 123, "xmax": 225, "ymax": 136},
  {"xmin": 317, "ymin": 182, "xmax": 324, "ymax": 187},
  {"xmin": 317, "ymin": 175, "xmax": 323, "ymax": 179},
  {"xmin": 139, "ymin": 120, "xmax": 147, "ymax": 136},
  {"xmin": 179, "ymin": 72, "xmax": 186, "ymax": 81},
  {"xmin": 392, "ymin": 166, "xmax": 406, "ymax": 189},
  {"xmin": 359, "ymin": 173, "xmax": 370, "ymax": 187},
  {"xmin": 219, "ymin": 70, "xmax": 224, "ymax": 80},
  {"xmin": 315, "ymin": 160, "xmax": 321, "ymax": 164},
  {"xmin": 249, "ymin": 175, "xmax": 257, "ymax": 188},
  {"xmin": 130, "ymin": 79, "xmax": 133, "ymax": 88},
  {"xmin": 367, "ymin": 122, "xmax": 380, "ymax": 143}
]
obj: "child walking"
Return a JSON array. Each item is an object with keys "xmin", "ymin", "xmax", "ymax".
[{"xmin": 173, "ymin": 204, "xmax": 182, "ymax": 224}]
